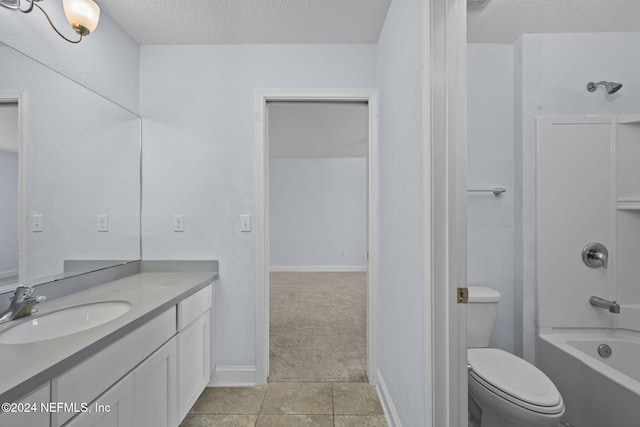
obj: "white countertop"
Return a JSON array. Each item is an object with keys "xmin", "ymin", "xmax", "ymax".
[{"xmin": 0, "ymin": 271, "xmax": 217, "ymax": 404}]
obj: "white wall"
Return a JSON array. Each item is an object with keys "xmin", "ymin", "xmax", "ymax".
[
  {"xmin": 376, "ymin": 0, "xmax": 427, "ymax": 424},
  {"xmin": 467, "ymin": 44, "xmax": 516, "ymax": 354},
  {"xmin": 140, "ymin": 44, "xmax": 376, "ymax": 368},
  {"xmin": 0, "ymin": 5, "xmax": 139, "ymax": 112},
  {"xmin": 269, "ymin": 157, "xmax": 367, "ymax": 270}
]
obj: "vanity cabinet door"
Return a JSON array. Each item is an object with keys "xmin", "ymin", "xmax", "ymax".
[
  {"xmin": 0, "ymin": 382, "xmax": 50, "ymax": 427},
  {"xmin": 133, "ymin": 337, "xmax": 177, "ymax": 427},
  {"xmin": 64, "ymin": 375, "xmax": 134, "ymax": 427},
  {"xmin": 53, "ymin": 307, "xmax": 176, "ymax": 427},
  {"xmin": 177, "ymin": 310, "xmax": 210, "ymax": 422}
]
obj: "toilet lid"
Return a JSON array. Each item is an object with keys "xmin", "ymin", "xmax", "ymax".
[{"xmin": 468, "ymin": 348, "xmax": 562, "ymax": 411}]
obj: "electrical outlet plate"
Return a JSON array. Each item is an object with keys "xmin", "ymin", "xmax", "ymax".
[
  {"xmin": 174, "ymin": 214, "xmax": 185, "ymax": 232},
  {"xmin": 98, "ymin": 214, "xmax": 109, "ymax": 232}
]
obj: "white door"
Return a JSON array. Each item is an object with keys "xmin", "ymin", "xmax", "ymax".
[{"xmin": 429, "ymin": 0, "xmax": 468, "ymax": 425}]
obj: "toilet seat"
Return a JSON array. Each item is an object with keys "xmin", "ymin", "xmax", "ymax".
[{"xmin": 468, "ymin": 348, "xmax": 563, "ymax": 415}]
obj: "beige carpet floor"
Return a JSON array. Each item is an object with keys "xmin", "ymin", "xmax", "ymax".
[{"xmin": 269, "ymin": 272, "xmax": 367, "ymax": 383}]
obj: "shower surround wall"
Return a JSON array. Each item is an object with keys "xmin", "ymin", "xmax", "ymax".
[
  {"xmin": 536, "ymin": 117, "xmax": 615, "ymax": 328},
  {"xmin": 537, "ymin": 114, "xmax": 640, "ymax": 327},
  {"xmin": 469, "ymin": 32, "xmax": 640, "ymax": 361}
]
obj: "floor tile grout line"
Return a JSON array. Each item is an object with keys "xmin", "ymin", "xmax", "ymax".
[
  {"xmin": 331, "ymin": 382, "xmax": 336, "ymax": 427},
  {"xmin": 255, "ymin": 383, "xmax": 268, "ymax": 426},
  {"xmin": 181, "ymin": 382, "xmax": 387, "ymax": 426}
]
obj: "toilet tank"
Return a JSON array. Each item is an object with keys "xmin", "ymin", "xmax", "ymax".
[{"xmin": 467, "ymin": 286, "xmax": 501, "ymax": 348}]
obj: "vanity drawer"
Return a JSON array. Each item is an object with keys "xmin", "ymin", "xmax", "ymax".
[
  {"xmin": 53, "ymin": 307, "xmax": 176, "ymax": 426},
  {"xmin": 177, "ymin": 284, "xmax": 212, "ymax": 330}
]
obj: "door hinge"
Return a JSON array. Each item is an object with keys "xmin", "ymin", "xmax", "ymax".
[{"xmin": 457, "ymin": 287, "xmax": 468, "ymax": 304}]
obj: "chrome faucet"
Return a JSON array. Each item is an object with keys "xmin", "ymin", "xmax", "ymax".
[
  {"xmin": 0, "ymin": 286, "xmax": 46, "ymax": 324},
  {"xmin": 589, "ymin": 296, "xmax": 620, "ymax": 314}
]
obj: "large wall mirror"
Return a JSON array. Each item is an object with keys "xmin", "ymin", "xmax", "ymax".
[{"xmin": 0, "ymin": 43, "xmax": 141, "ymax": 293}]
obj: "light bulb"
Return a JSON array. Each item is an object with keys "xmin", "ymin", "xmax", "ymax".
[{"xmin": 63, "ymin": 0, "xmax": 100, "ymax": 36}]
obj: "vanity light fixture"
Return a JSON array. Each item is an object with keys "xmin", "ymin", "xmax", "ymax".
[{"xmin": 0, "ymin": 0, "xmax": 100, "ymax": 44}]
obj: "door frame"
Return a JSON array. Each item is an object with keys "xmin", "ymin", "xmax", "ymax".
[
  {"xmin": 428, "ymin": 0, "xmax": 467, "ymax": 425},
  {"xmin": 255, "ymin": 88, "xmax": 379, "ymax": 384},
  {"xmin": 0, "ymin": 91, "xmax": 27, "ymax": 284}
]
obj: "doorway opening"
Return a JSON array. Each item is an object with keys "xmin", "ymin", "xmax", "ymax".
[
  {"xmin": 268, "ymin": 100, "xmax": 368, "ymax": 382},
  {"xmin": 256, "ymin": 89, "xmax": 378, "ymax": 385},
  {"xmin": 0, "ymin": 92, "xmax": 25, "ymax": 290}
]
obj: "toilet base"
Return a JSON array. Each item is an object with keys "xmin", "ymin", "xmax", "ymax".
[
  {"xmin": 477, "ymin": 406, "xmax": 564, "ymax": 427},
  {"xmin": 469, "ymin": 389, "xmax": 563, "ymax": 427},
  {"xmin": 480, "ymin": 408, "xmax": 529, "ymax": 427}
]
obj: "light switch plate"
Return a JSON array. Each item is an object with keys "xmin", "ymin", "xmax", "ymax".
[
  {"xmin": 32, "ymin": 214, "xmax": 43, "ymax": 232},
  {"xmin": 240, "ymin": 214, "xmax": 251, "ymax": 232}
]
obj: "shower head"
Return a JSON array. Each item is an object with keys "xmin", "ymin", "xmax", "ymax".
[{"xmin": 587, "ymin": 81, "xmax": 623, "ymax": 95}]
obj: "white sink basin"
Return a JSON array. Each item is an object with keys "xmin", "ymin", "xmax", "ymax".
[{"xmin": 0, "ymin": 301, "xmax": 132, "ymax": 344}]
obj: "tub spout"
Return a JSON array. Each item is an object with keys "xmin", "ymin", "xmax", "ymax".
[{"xmin": 589, "ymin": 296, "xmax": 620, "ymax": 314}]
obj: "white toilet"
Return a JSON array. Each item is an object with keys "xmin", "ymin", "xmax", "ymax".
[{"xmin": 467, "ymin": 286, "xmax": 565, "ymax": 427}]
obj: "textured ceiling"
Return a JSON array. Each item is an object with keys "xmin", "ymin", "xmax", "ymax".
[
  {"xmin": 268, "ymin": 102, "xmax": 368, "ymax": 158},
  {"xmin": 94, "ymin": 0, "xmax": 391, "ymax": 44},
  {"xmin": 468, "ymin": 0, "xmax": 640, "ymax": 43},
  {"xmin": 94, "ymin": 0, "xmax": 640, "ymax": 46}
]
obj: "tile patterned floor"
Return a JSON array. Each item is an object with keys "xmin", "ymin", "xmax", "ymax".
[{"xmin": 180, "ymin": 382, "xmax": 388, "ymax": 427}]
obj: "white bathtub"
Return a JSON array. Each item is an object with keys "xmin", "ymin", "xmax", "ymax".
[{"xmin": 537, "ymin": 328, "xmax": 640, "ymax": 427}]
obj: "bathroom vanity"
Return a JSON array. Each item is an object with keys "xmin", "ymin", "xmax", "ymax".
[{"xmin": 0, "ymin": 261, "xmax": 218, "ymax": 427}]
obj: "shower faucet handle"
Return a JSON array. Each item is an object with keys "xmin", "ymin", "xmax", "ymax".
[{"xmin": 582, "ymin": 242, "xmax": 608, "ymax": 269}]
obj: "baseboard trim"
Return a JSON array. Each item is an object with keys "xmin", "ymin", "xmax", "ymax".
[
  {"xmin": 270, "ymin": 266, "xmax": 367, "ymax": 273},
  {"xmin": 376, "ymin": 368, "xmax": 402, "ymax": 427},
  {"xmin": 209, "ymin": 365, "xmax": 256, "ymax": 387}
]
